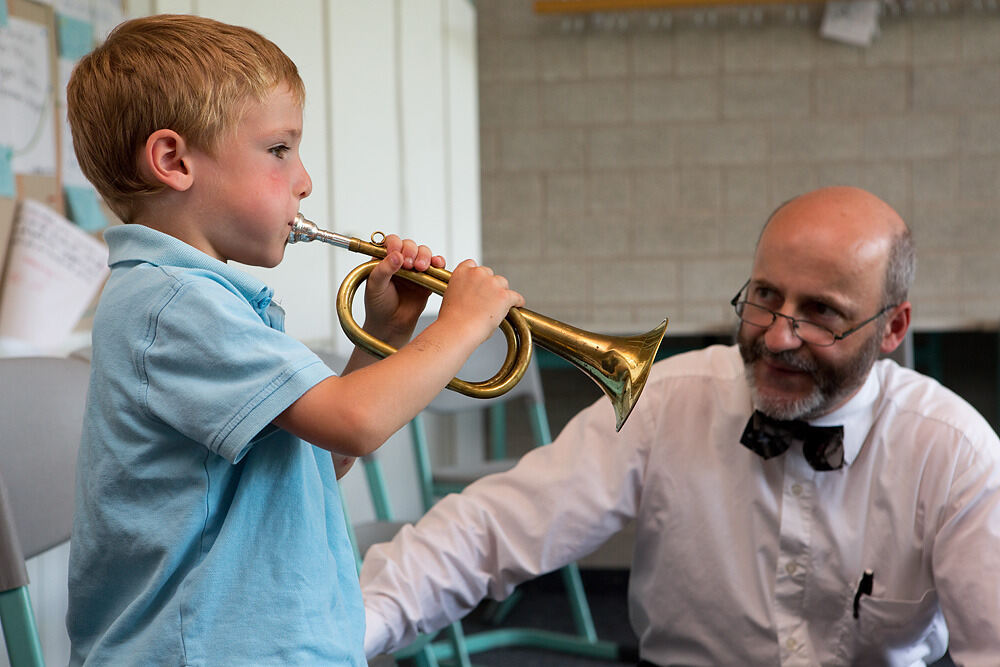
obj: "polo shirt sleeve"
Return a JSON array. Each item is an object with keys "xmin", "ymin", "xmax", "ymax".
[{"xmin": 137, "ymin": 275, "xmax": 333, "ymax": 463}]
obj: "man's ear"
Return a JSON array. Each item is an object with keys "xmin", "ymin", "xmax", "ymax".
[
  {"xmin": 140, "ymin": 129, "xmax": 194, "ymax": 192},
  {"xmin": 879, "ymin": 301, "xmax": 912, "ymax": 355}
]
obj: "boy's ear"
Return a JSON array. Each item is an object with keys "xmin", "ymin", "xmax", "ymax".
[{"xmin": 141, "ymin": 129, "xmax": 194, "ymax": 191}]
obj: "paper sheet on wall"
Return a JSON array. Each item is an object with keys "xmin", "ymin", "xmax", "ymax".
[
  {"xmin": 56, "ymin": 12, "xmax": 92, "ymax": 60},
  {"xmin": 87, "ymin": 0, "xmax": 124, "ymax": 42},
  {"xmin": 52, "ymin": 0, "xmax": 87, "ymax": 22},
  {"xmin": 0, "ymin": 199, "xmax": 108, "ymax": 352},
  {"xmin": 0, "ymin": 145, "xmax": 14, "ymax": 197},
  {"xmin": 0, "ymin": 16, "xmax": 57, "ymax": 175},
  {"xmin": 820, "ymin": 0, "xmax": 881, "ymax": 47},
  {"xmin": 52, "ymin": 0, "xmax": 123, "ymax": 42}
]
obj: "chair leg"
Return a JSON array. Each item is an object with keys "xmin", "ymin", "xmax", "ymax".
[
  {"xmin": 487, "ymin": 403, "xmax": 507, "ymax": 460},
  {"xmin": 559, "ymin": 562, "xmax": 598, "ymax": 642},
  {"xmin": 364, "ymin": 458, "xmax": 395, "ymax": 521},
  {"xmin": 483, "ymin": 588, "xmax": 524, "ymax": 626},
  {"xmin": 404, "ymin": 386, "xmax": 620, "ymax": 661},
  {"xmin": 411, "ymin": 645, "xmax": 439, "ymax": 667},
  {"xmin": 408, "ymin": 416, "xmax": 436, "ymax": 511},
  {"xmin": 527, "ymin": 401, "xmax": 553, "ymax": 445},
  {"xmin": 0, "ymin": 586, "xmax": 45, "ymax": 667},
  {"xmin": 443, "ymin": 621, "xmax": 472, "ymax": 667},
  {"xmin": 338, "ymin": 487, "xmax": 363, "ymax": 574},
  {"xmin": 397, "ymin": 621, "xmax": 471, "ymax": 667}
]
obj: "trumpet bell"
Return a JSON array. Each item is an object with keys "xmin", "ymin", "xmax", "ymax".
[{"xmin": 520, "ymin": 309, "xmax": 667, "ymax": 431}]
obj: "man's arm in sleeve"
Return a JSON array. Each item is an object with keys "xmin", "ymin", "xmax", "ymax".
[
  {"xmin": 932, "ymin": 430, "xmax": 1000, "ymax": 665},
  {"xmin": 360, "ymin": 396, "xmax": 651, "ymax": 657}
]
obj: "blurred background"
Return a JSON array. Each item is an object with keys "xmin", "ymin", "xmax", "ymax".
[{"xmin": 2, "ymin": 1, "xmax": 997, "ymax": 664}]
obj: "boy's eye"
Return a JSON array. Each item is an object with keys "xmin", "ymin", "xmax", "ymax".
[{"xmin": 269, "ymin": 145, "xmax": 290, "ymax": 159}]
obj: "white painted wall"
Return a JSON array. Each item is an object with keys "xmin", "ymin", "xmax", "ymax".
[{"xmin": 3, "ymin": 2, "xmax": 481, "ymax": 665}]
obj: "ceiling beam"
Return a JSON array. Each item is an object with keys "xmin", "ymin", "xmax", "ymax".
[{"xmin": 534, "ymin": 0, "xmax": 827, "ymax": 13}]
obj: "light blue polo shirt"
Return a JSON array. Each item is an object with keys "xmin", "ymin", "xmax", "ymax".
[{"xmin": 67, "ymin": 224, "xmax": 365, "ymax": 666}]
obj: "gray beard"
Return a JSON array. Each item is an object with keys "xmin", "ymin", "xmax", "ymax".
[{"xmin": 738, "ymin": 328, "xmax": 882, "ymax": 421}]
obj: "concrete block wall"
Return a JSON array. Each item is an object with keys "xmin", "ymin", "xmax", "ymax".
[{"xmin": 477, "ymin": 1, "xmax": 1000, "ymax": 336}]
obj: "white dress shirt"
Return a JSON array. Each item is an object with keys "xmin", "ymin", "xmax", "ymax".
[{"xmin": 362, "ymin": 345, "xmax": 1000, "ymax": 666}]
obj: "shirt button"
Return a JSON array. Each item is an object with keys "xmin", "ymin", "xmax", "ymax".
[
  {"xmin": 786, "ymin": 637, "xmax": 798, "ymax": 651},
  {"xmin": 785, "ymin": 562, "xmax": 797, "ymax": 575},
  {"xmin": 791, "ymin": 483, "xmax": 803, "ymax": 496}
]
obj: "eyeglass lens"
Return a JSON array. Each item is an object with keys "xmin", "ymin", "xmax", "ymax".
[{"xmin": 737, "ymin": 302, "xmax": 835, "ymax": 345}]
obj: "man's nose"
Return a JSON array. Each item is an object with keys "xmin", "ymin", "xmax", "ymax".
[{"xmin": 763, "ymin": 312, "xmax": 803, "ymax": 352}]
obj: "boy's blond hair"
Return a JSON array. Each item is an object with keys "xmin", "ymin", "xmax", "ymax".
[{"xmin": 67, "ymin": 14, "xmax": 305, "ymax": 222}]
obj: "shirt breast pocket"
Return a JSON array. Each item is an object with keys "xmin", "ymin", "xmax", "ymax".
[{"xmin": 850, "ymin": 588, "xmax": 948, "ymax": 664}]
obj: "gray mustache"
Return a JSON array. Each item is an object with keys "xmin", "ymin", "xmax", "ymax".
[{"xmin": 749, "ymin": 339, "xmax": 817, "ymax": 374}]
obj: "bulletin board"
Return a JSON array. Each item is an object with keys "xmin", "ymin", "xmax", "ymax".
[{"xmin": 0, "ymin": 0, "xmax": 125, "ymax": 352}]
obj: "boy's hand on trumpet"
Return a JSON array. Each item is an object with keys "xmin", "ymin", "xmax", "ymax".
[
  {"xmin": 361, "ymin": 232, "xmax": 524, "ymax": 352},
  {"xmin": 437, "ymin": 258, "xmax": 525, "ymax": 347},
  {"xmin": 362, "ymin": 233, "xmax": 446, "ymax": 349}
]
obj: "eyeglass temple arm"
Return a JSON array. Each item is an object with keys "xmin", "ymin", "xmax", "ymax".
[{"xmin": 731, "ymin": 279, "xmax": 751, "ymax": 306}]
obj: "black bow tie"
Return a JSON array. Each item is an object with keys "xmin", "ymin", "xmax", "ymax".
[{"xmin": 740, "ymin": 410, "xmax": 845, "ymax": 471}]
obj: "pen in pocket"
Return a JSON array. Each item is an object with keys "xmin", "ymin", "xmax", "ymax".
[{"xmin": 853, "ymin": 569, "xmax": 874, "ymax": 619}]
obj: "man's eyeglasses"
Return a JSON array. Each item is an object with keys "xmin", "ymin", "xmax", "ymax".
[{"xmin": 731, "ymin": 280, "xmax": 896, "ymax": 347}]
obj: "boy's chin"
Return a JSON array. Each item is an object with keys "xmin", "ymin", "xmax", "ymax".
[
  {"xmin": 258, "ymin": 246, "xmax": 287, "ymax": 268},
  {"xmin": 261, "ymin": 255, "xmax": 284, "ymax": 269}
]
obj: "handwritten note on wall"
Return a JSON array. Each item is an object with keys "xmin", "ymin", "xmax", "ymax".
[
  {"xmin": 0, "ymin": 199, "xmax": 109, "ymax": 351},
  {"xmin": 0, "ymin": 16, "xmax": 57, "ymax": 175}
]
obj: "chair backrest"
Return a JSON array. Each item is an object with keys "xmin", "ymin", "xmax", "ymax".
[
  {"xmin": 0, "ymin": 356, "xmax": 90, "ymax": 565},
  {"xmin": 309, "ymin": 321, "xmax": 552, "ymax": 513},
  {"xmin": 411, "ymin": 313, "xmax": 546, "ymax": 415},
  {"xmin": 0, "ymin": 355, "xmax": 89, "ymax": 667}
]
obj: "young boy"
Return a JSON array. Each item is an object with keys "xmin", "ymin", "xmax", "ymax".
[{"xmin": 65, "ymin": 14, "xmax": 522, "ymax": 665}]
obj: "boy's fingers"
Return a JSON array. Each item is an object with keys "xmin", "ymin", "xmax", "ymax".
[
  {"xmin": 382, "ymin": 234, "xmax": 403, "ymax": 255},
  {"xmin": 399, "ymin": 239, "xmax": 418, "ymax": 269},
  {"xmin": 368, "ymin": 252, "xmax": 403, "ymax": 292},
  {"xmin": 412, "ymin": 244, "xmax": 434, "ymax": 271}
]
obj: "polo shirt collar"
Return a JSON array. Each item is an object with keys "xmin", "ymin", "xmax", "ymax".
[{"xmin": 104, "ymin": 224, "xmax": 273, "ymax": 310}]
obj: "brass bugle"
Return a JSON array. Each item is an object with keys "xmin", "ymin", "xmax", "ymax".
[{"xmin": 288, "ymin": 214, "xmax": 668, "ymax": 431}]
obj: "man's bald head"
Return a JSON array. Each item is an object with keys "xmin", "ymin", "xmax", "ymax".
[{"xmin": 758, "ymin": 186, "xmax": 915, "ymax": 307}]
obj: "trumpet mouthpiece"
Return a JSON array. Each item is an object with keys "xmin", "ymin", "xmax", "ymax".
[
  {"xmin": 286, "ymin": 214, "xmax": 354, "ymax": 250},
  {"xmin": 288, "ymin": 213, "xmax": 319, "ymax": 244}
]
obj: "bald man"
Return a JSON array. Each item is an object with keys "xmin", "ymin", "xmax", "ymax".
[{"xmin": 361, "ymin": 187, "xmax": 1000, "ymax": 666}]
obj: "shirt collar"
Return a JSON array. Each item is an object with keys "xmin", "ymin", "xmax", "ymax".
[
  {"xmin": 807, "ymin": 366, "xmax": 880, "ymax": 467},
  {"xmin": 104, "ymin": 224, "xmax": 274, "ymax": 313}
]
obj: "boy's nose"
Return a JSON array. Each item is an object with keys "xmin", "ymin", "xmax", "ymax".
[{"xmin": 297, "ymin": 163, "xmax": 312, "ymax": 199}]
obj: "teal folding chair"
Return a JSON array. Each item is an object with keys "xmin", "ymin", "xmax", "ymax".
[
  {"xmin": 0, "ymin": 356, "xmax": 90, "ymax": 667},
  {"xmin": 312, "ymin": 349, "xmax": 472, "ymax": 667},
  {"xmin": 403, "ymin": 316, "xmax": 621, "ymax": 663},
  {"xmin": 346, "ymin": 453, "xmax": 474, "ymax": 667}
]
